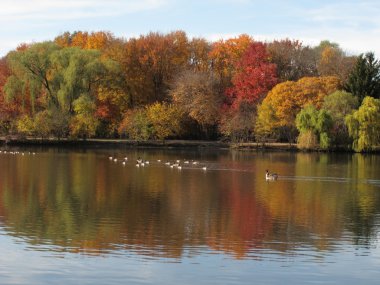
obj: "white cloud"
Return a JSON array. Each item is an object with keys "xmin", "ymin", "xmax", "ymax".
[
  {"xmin": 0, "ymin": 0, "xmax": 168, "ymax": 21},
  {"xmin": 305, "ymin": 1, "xmax": 380, "ymax": 28}
]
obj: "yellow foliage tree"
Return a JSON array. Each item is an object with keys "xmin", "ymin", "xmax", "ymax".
[
  {"xmin": 146, "ymin": 102, "xmax": 183, "ymax": 140},
  {"xmin": 255, "ymin": 76, "xmax": 341, "ymax": 141}
]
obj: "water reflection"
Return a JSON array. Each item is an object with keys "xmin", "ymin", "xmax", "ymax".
[{"xmin": 0, "ymin": 148, "xmax": 379, "ymax": 259}]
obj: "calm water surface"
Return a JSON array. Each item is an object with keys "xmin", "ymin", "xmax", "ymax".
[{"xmin": 0, "ymin": 147, "xmax": 379, "ymax": 285}]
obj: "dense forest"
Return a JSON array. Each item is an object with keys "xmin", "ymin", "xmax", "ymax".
[{"xmin": 0, "ymin": 31, "xmax": 379, "ymax": 151}]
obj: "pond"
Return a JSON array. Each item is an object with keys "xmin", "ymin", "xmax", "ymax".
[{"xmin": 0, "ymin": 147, "xmax": 379, "ymax": 285}]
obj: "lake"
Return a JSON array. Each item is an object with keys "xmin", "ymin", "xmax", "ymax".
[{"xmin": 0, "ymin": 147, "xmax": 379, "ymax": 285}]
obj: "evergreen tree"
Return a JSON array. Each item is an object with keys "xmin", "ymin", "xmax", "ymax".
[{"xmin": 345, "ymin": 52, "xmax": 380, "ymax": 102}]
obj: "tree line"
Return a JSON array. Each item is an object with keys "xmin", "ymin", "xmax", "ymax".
[{"xmin": 0, "ymin": 31, "xmax": 379, "ymax": 151}]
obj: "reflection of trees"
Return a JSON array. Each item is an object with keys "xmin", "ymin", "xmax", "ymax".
[
  {"xmin": 255, "ymin": 152, "xmax": 380, "ymax": 252},
  {"xmin": 345, "ymin": 154, "xmax": 380, "ymax": 246},
  {"xmin": 0, "ymin": 150, "xmax": 379, "ymax": 258}
]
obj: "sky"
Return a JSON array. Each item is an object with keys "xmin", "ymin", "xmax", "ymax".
[{"xmin": 0, "ymin": 0, "xmax": 379, "ymax": 56}]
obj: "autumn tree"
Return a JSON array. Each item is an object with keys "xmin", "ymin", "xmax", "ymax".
[
  {"xmin": 70, "ymin": 95, "xmax": 99, "ymax": 138},
  {"xmin": 219, "ymin": 101, "xmax": 257, "ymax": 141},
  {"xmin": 314, "ymin": 41, "xmax": 356, "ymax": 84},
  {"xmin": 255, "ymin": 76, "xmax": 341, "ymax": 142},
  {"xmin": 146, "ymin": 102, "xmax": 183, "ymax": 140},
  {"xmin": 121, "ymin": 31, "xmax": 190, "ymax": 107},
  {"xmin": 188, "ymin": 37, "xmax": 211, "ymax": 72},
  {"xmin": 227, "ymin": 42, "xmax": 277, "ymax": 108},
  {"xmin": 345, "ymin": 52, "xmax": 380, "ymax": 102},
  {"xmin": 345, "ymin": 96, "xmax": 380, "ymax": 152},
  {"xmin": 209, "ymin": 34, "xmax": 253, "ymax": 90},
  {"xmin": 267, "ymin": 39, "xmax": 318, "ymax": 82},
  {"xmin": 118, "ymin": 109, "xmax": 153, "ymax": 140},
  {"xmin": 170, "ymin": 70, "xmax": 223, "ymax": 137}
]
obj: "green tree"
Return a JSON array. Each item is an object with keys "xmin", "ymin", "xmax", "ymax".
[
  {"xmin": 5, "ymin": 42, "xmax": 120, "ymax": 113},
  {"xmin": 345, "ymin": 96, "xmax": 380, "ymax": 152},
  {"xmin": 70, "ymin": 95, "xmax": 99, "ymax": 138},
  {"xmin": 345, "ymin": 52, "xmax": 380, "ymax": 102},
  {"xmin": 323, "ymin": 91, "xmax": 359, "ymax": 147},
  {"xmin": 296, "ymin": 105, "xmax": 333, "ymax": 149}
]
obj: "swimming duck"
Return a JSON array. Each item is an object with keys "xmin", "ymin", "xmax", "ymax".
[{"xmin": 265, "ymin": 170, "xmax": 278, "ymax": 181}]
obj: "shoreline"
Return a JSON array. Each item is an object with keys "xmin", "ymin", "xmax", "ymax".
[
  {"xmin": 0, "ymin": 137, "xmax": 322, "ymax": 152},
  {"xmin": 1, "ymin": 137, "xmax": 379, "ymax": 153}
]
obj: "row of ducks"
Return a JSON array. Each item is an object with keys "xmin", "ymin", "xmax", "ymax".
[
  {"xmin": 0, "ymin": 150, "xmax": 36, "ymax": 155},
  {"xmin": 108, "ymin": 156, "xmax": 207, "ymax": 170},
  {"xmin": 108, "ymin": 156, "xmax": 276, "ymax": 178}
]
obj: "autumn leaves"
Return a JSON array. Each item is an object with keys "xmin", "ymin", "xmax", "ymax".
[{"xmin": 0, "ymin": 31, "xmax": 379, "ymax": 150}]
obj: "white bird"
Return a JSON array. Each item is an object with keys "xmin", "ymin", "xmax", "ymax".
[
  {"xmin": 184, "ymin": 161, "xmax": 189, "ymax": 164},
  {"xmin": 177, "ymin": 165, "xmax": 182, "ymax": 170},
  {"xmin": 109, "ymin": 156, "xmax": 113, "ymax": 160},
  {"xmin": 157, "ymin": 159, "xmax": 161, "ymax": 162},
  {"xmin": 265, "ymin": 170, "xmax": 278, "ymax": 181},
  {"xmin": 202, "ymin": 166, "xmax": 207, "ymax": 171},
  {"xmin": 193, "ymin": 161, "xmax": 199, "ymax": 165},
  {"xmin": 113, "ymin": 158, "xmax": 118, "ymax": 162},
  {"xmin": 122, "ymin": 161, "xmax": 126, "ymax": 166},
  {"xmin": 124, "ymin": 157, "xmax": 128, "ymax": 161}
]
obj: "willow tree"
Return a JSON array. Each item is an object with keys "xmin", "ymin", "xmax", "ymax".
[
  {"xmin": 5, "ymin": 41, "xmax": 120, "ymax": 114},
  {"xmin": 345, "ymin": 96, "xmax": 380, "ymax": 152},
  {"xmin": 296, "ymin": 105, "xmax": 333, "ymax": 149}
]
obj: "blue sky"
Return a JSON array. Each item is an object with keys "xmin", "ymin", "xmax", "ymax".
[{"xmin": 1, "ymin": 0, "xmax": 379, "ymax": 56}]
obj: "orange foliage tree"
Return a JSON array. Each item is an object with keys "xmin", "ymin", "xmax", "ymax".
[
  {"xmin": 121, "ymin": 31, "xmax": 190, "ymax": 106},
  {"xmin": 209, "ymin": 34, "xmax": 253, "ymax": 89}
]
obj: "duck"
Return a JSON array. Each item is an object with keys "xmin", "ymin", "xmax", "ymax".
[{"xmin": 265, "ymin": 170, "xmax": 278, "ymax": 181}]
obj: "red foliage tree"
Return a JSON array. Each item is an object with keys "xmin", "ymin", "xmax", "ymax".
[{"xmin": 227, "ymin": 42, "xmax": 278, "ymax": 109}]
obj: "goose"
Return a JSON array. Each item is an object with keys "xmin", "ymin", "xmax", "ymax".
[{"xmin": 265, "ymin": 170, "xmax": 278, "ymax": 181}]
